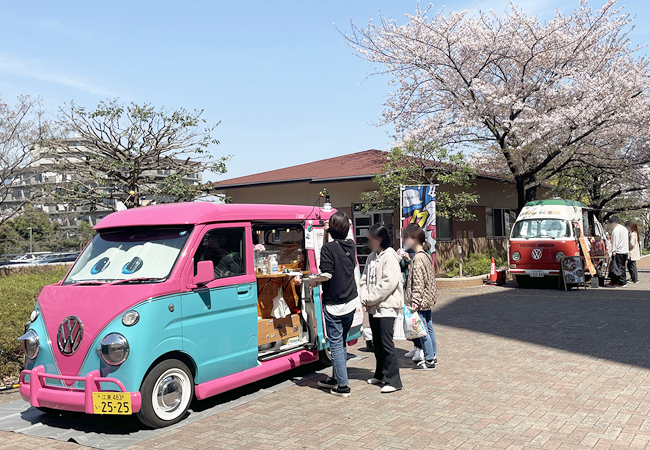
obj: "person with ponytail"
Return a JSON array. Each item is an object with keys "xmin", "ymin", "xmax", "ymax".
[{"xmin": 402, "ymin": 225, "xmax": 437, "ymax": 370}]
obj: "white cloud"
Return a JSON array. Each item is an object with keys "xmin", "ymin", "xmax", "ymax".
[{"xmin": 0, "ymin": 53, "xmax": 112, "ymax": 97}]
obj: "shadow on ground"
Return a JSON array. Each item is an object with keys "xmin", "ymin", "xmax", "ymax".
[
  {"xmin": 432, "ymin": 270, "xmax": 650, "ymax": 368},
  {"xmin": 12, "ymin": 362, "xmax": 324, "ymax": 437}
]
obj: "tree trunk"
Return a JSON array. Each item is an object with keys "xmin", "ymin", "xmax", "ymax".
[{"xmin": 515, "ymin": 178, "xmax": 527, "ymax": 214}]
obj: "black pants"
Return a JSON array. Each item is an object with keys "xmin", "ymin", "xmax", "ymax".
[
  {"xmin": 610, "ymin": 253, "xmax": 628, "ymax": 285},
  {"xmin": 628, "ymin": 259, "xmax": 639, "ymax": 283},
  {"xmin": 368, "ymin": 314, "xmax": 402, "ymax": 389}
]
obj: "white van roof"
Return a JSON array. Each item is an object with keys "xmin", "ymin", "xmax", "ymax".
[{"xmin": 517, "ymin": 199, "xmax": 587, "ymax": 222}]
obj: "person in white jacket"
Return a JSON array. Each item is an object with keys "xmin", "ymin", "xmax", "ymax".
[
  {"xmin": 608, "ymin": 216, "xmax": 629, "ymax": 287},
  {"xmin": 360, "ymin": 223, "xmax": 404, "ymax": 393}
]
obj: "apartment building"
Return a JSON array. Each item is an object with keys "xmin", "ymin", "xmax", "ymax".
[{"xmin": 1, "ymin": 137, "xmax": 202, "ymax": 227}]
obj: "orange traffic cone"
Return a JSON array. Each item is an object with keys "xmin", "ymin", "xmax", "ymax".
[{"xmin": 489, "ymin": 257, "xmax": 497, "ymax": 283}]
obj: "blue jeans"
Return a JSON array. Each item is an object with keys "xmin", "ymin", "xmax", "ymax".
[
  {"xmin": 417, "ymin": 309, "xmax": 437, "ymax": 361},
  {"xmin": 323, "ymin": 308, "xmax": 355, "ymax": 388}
]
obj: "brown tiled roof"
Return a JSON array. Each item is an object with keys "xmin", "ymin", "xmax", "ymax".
[
  {"xmin": 215, "ymin": 149, "xmax": 389, "ymax": 187},
  {"xmin": 213, "ymin": 148, "xmax": 518, "ymax": 189}
]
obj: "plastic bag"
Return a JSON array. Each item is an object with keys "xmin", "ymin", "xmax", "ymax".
[
  {"xmin": 403, "ymin": 306, "xmax": 427, "ymax": 339},
  {"xmin": 362, "ymin": 311, "xmax": 406, "ymax": 342},
  {"xmin": 271, "ymin": 289, "xmax": 290, "ymax": 319},
  {"xmin": 393, "ymin": 312, "xmax": 406, "ymax": 340}
]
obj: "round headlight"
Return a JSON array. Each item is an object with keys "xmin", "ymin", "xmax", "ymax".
[
  {"xmin": 19, "ymin": 329, "xmax": 39, "ymax": 359},
  {"xmin": 555, "ymin": 251, "xmax": 565, "ymax": 262},
  {"xmin": 512, "ymin": 251, "xmax": 521, "ymax": 262},
  {"xmin": 30, "ymin": 308, "xmax": 39, "ymax": 323},
  {"xmin": 100, "ymin": 333, "xmax": 129, "ymax": 366},
  {"xmin": 122, "ymin": 310, "xmax": 139, "ymax": 327}
]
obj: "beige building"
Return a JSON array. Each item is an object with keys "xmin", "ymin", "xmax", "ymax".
[{"xmin": 214, "ymin": 150, "xmax": 523, "ymax": 273}]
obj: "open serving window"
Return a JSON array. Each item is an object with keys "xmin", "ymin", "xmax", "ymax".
[
  {"xmin": 252, "ymin": 223, "xmax": 306, "ymax": 273},
  {"xmin": 251, "ymin": 222, "xmax": 310, "ymax": 355}
]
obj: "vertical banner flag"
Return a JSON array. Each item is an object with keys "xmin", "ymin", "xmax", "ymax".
[{"xmin": 400, "ymin": 185, "xmax": 436, "ymax": 267}]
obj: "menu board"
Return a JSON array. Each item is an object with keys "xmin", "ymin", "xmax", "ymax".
[{"xmin": 561, "ymin": 256, "xmax": 585, "ymax": 290}]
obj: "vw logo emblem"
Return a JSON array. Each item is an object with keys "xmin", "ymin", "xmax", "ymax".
[
  {"xmin": 531, "ymin": 249, "xmax": 543, "ymax": 260},
  {"xmin": 57, "ymin": 316, "xmax": 83, "ymax": 355}
]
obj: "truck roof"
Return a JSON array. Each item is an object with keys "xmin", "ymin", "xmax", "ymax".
[
  {"xmin": 94, "ymin": 202, "xmax": 331, "ymax": 230},
  {"xmin": 525, "ymin": 199, "xmax": 588, "ymax": 208}
]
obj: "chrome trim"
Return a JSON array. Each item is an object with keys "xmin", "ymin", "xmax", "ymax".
[
  {"xmin": 100, "ymin": 333, "xmax": 130, "ymax": 366},
  {"xmin": 57, "ymin": 316, "xmax": 83, "ymax": 355},
  {"xmin": 18, "ymin": 329, "xmax": 40, "ymax": 359},
  {"xmin": 122, "ymin": 310, "xmax": 140, "ymax": 327}
]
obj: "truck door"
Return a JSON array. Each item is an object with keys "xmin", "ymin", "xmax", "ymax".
[{"xmin": 181, "ymin": 223, "xmax": 258, "ymax": 384}]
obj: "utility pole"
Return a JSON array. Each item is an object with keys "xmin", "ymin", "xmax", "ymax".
[{"xmin": 28, "ymin": 227, "xmax": 33, "ymax": 253}]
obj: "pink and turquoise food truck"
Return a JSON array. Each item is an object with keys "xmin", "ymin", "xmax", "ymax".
[{"xmin": 18, "ymin": 202, "xmax": 363, "ymax": 428}]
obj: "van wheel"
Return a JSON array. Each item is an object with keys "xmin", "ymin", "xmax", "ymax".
[
  {"xmin": 515, "ymin": 275, "xmax": 532, "ymax": 288},
  {"xmin": 136, "ymin": 359, "xmax": 193, "ymax": 429},
  {"xmin": 319, "ymin": 348, "xmax": 332, "ymax": 366}
]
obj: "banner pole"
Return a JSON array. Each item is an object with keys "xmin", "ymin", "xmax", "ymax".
[{"xmin": 399, "ymin": 184, "xmax": 405, "ymax": 247}]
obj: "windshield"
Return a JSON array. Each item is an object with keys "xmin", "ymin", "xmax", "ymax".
[
  {"xmin": 64, "ymin": 226, "xmax": 193, "ymax": 285},
  {"xmin": 511, "ymin": 219, "xmax": 571, "ymax": 239}
]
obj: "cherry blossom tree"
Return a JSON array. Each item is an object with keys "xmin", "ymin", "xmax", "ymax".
[{"xmin": 344, "ymin": 0, "xmax": 650, "ymax": 211}]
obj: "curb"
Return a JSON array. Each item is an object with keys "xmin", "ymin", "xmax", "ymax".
[{"xmin": 436, "ymin": 274, "xmax": 489, "ymax": 290}]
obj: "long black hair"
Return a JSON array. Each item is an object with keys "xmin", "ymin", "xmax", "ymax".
[{"xmin": 368, "ymin": 223, "xmax": 391, "ymax": 250}]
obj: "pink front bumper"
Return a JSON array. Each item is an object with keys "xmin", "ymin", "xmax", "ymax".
[{"xmin": 20, "ymin": 365, "xmax": 141, "ymax": 414}]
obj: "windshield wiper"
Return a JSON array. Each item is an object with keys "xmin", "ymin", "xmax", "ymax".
[
  {"xmin": 108, "ymin": 277, "xmax": 167, "ymax": 285},
  {"xmin": 68, "ymin": 280, "xmax": 107, "ymax": 286}
]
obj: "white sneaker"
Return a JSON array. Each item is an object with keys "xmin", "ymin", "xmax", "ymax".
[
  {"xmin": 367, "ymin": 377, "xmax": 382, "ymax": 385},
  {"xmin": 380, "ymin": 385, "xmax": 400, "ymax": 393},
  {"xmin": 412, "ymin": 349, "xmax": 424, "ymax": 362},
  {"xmin": 404, "ymin": 346, "xmax": 418, "ymax": 358}
]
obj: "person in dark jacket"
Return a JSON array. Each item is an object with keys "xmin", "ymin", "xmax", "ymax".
[{"xmin": 309, "ymin": 211, "xmax": 359, "ymax": 397}]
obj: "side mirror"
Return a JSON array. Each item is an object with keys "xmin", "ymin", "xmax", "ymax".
[
  {"xmin": 573, "ymin": 224, "xmax": 581, "ymax": 238},
  {"xmin": 193, "ymin": 260, "xmax": 215, "ymax": 287}
]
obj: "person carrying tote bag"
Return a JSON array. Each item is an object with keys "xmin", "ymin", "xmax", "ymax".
[
  {"xmin": 360, "ymin": 223, "xmax": 404, "ymax": 393},
  {"xmin": 402, "ymin": 225, "xmax": 437, "ymax": 370}
]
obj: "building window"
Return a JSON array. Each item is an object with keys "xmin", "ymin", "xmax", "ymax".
[
  {"xmin": 352, "ymin": 204, "xmax": 395, "ymax": 270},
  {"xmin": 437, "ymin": 215, "xmax": 452, "ymax": 241},
  {"xmin": 486, "ymin": 207, "xmax": 511, "ymax": 238}
]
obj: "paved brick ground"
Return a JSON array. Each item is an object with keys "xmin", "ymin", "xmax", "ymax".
[{"xmin": 2, "ymin": 272, "xmax": 650, "ymax": 449}]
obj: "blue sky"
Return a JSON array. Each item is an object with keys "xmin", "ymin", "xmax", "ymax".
[{"xmin": 1, "ymin": 0, "xmax": 649, "ymax": 181}]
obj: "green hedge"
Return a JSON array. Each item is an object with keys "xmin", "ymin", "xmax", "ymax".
[
  {"xmin": 443, "ymin": 249, "xmax": 507, "ymax": 278},
  {"xmin": 0, "ymin": 266, "xmax": 68, "ymax": 383}
]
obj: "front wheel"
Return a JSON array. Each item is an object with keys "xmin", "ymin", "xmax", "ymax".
[
  {"xmin": 515, "ymin": 275, "xmax": 532, "ymax": 288},
  {"xmin": 136, "ymin": 359, "xmax": 194, "ymax": 429}
]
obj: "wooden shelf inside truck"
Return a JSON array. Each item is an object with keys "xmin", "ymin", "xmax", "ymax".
[{"xmin": 255, "ymin": 273, "xmax": 307, "ymax": 346}]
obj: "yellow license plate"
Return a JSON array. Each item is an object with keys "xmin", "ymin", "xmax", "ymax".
[{"xmin": 92, "ymin": 392, "xmax": 132, "ymax": 415}]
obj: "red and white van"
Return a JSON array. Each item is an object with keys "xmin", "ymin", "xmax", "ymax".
[{"xmin": 509, "ymin": 199, "xmax": 607, "ymax": 287}]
